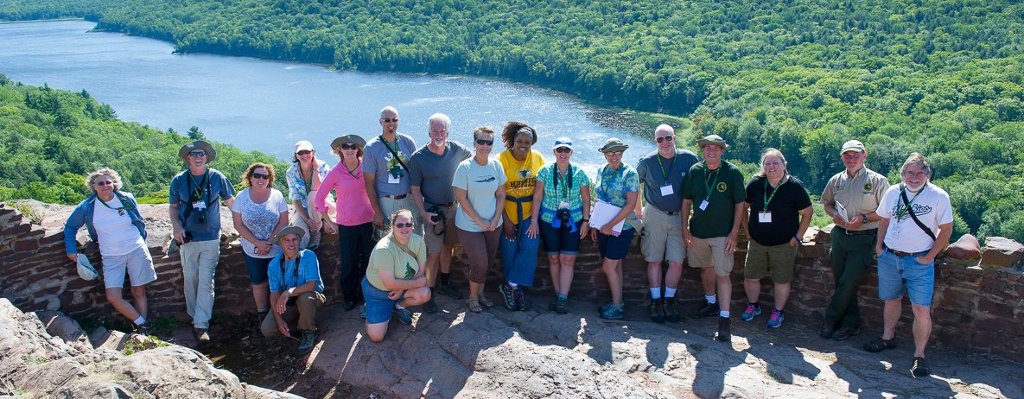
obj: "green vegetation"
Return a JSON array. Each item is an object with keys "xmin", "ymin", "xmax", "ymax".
[
  {"xmin": 0, "ymin": 77, "xmax": 287, "ymax": 205},
  {"xmin": 1, "ymin": 0, "xmax": 1023, "ymax": 241}
]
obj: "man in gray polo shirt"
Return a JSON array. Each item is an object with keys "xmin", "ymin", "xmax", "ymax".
[
  {"xmin": 635, "ymin": 124, "xmax": 698, "ymax": 323},
  {"xmin": 409, "ymin": 113, "xmax": 472, "ymax": 312},
  {"xmin": 363, "ymin": 106, "xmax": 418, "ymax": 236}
]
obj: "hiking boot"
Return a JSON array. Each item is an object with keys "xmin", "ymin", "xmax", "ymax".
[
  {"xmin": 766, "ymin": 309, "xmax": 784, "ymax": 329},
  {"xmin": 548, "ymin": 298, "xmax": 558, "ymax": 312},
  {"xmin": 134, "ymin": 324, "xmax": 150, "ymax": 336},
  {"xmin": 715, "ymin": 316, "xmax": 731, "ymax": 342},
  {"xmin": 864, "ymin": 337, "xmax": 897, "ymax": 352},
  {"xmin": 514, "ymin": 287, "xmax": 528, "ymax": 311},
  {"xmin": 693, "ymin": 300, "xmax": 719, "ymax": 318},
  {"xmin": 663, "ymin": 297, "xmax": 683, "ymax": 323},
  {"xmin": 394, "ymin": 306, "xmax": 413, "ymax": 325},
  {"xmin": 423, "ymin": 294, "xmax": 438, "ymax": 314},
  {"xmin": 194, "ymin": 328, "xmax": 210, "ymax": 343},
  {"xmin": 296, "ymin": 330, "xmax": 317, "ymax": 356},
  {"xmin": 600, "ymin": 303, "xmax": 624, "ymax": 320},
  {"xmin": 819, "ymin": 323, "xmax": 837, "ymax": 339},
  {"xmin": 554, "ymin": 297, "xmax": 569, "ymax": 314},
  {"xmin": 910, "ymin": 357, "xmax": 930, "ymax": 378},
  {"xmin": 832, "ymin": 326, "xmax": 860, "ymax": 341},
  {"xmin": 649, "ymin": 298, "xmax": 666, "ymax": 323},
  {"xmin": 436, "ymin": 281, "xmax": 464, "ymax": 299},
  {"xmin": 740, "ymin": 303, "xmax": 762, "ymax": 322},
  {"xmin": 499, "ymin": 282, "xmax": 517, "ymax": 311}
]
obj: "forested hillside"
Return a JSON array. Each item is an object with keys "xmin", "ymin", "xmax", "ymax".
[
  {"xmin": 1, "ymin": 0, "xmax": 1023, "ymax": 241},
  {"xmin": 0, "ymin": 77, "xmax": 286, "ymax": 204}
]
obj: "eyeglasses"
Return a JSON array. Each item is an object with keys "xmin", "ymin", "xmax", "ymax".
[
  {"xmin": 188, "ymin": 150, "xmax": 207, "ymax": 157},
  {"xmin": 394, "ymin": 222, "xmax": 414, "ymax": 229},
  {"xmin": 94, "ymin": 180, "xmax": 114, "ymax": 186},
  {"xmin": 656, "ymin": 136, "xmax": 674, "ymax": 143},
  {"xmin": 340, "ymin": 143, "xmax": 358, "ymax": 150},
  {"xmin": 605, "ymin": 151, "xmax": 623, "ymax": 157},
  {"xmin": 475, "ymin": 139, "xmax": 494, "ymax": 146},
  {"xmin": 555, "ymin": 147, "xmax": 572, "ymax": 154},
  {"xmin": 381, "ymin": 118, "xmax": 399, "ymax": 123},
  {"xmin": 296, "ymin": 150, "xmax": 312, "ymax": 156},
  {"xmin": 251, "ymin": 172, "xmax": 270, "ymax": 180}
]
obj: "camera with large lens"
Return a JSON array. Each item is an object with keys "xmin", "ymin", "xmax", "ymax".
[
  {"xmin": 556, "ymin": 208, "xmax": 571, "ymax": 224},
  {"xmin": 428, "ymin": 205, "xmax": 444, "ymax": 224}
]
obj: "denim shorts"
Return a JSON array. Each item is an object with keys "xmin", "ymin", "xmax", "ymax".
[
  {"xmin": 539, "ymin": 219, "xmax": 582, "ymax": 255},
  {"xmin": 597, "ymin": 228, "xmax": 636, "ymax": 260},
  {"xmin": 243, "ymin": 253, "xmax": 271, "ymax": 285},
  {"xmin": 361, "ymin": 278, "xmax": 405, "ymax": 324},
  {"xmin": 877, "ymin": 250, "xmax": 935, "ymax": 306}
]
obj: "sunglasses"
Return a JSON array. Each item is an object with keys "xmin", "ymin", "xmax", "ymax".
[
  {"xmin": 296, "ymin": 150, "xmax": 312, "ymax": 156},
  {"xmin": 251, "ymin": 172, "xmax": 270, "ymax": 180},
  {"xmin": 94, "ymin": 180, "xmax": 114, "ymax": 186},
  {"xmin": 340, "ymin": 143, "xmax": 358, "ymax": 150},
  {"xmin": 381, "ymin": 118, "xmax": 399, "ymax": 123},
  {"xmin": 394, "ymin": 222, "xmax": 414, "ymax": 229},
  {"xmin": 605, "ymin": 151, "xmax": 623, "ymax": 157},
  {"xmin": 188, "ymin": 150, "xmax": 207, "ymax": 157},
  {"xmin": 475, "ymin": 139, "xmax": 494, "ymax": 146},
  {"xmin": 656, "ymin": 136, "xmax": 674, "ymax": 143},
  {"xmin": 555, "ymin": 147, "xmax": 572, "ymax": 154}
]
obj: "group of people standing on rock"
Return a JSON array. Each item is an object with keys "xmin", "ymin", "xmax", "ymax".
[{"xmin": 63, "ymin": 105, "xmax": 953, "ymax": 377}]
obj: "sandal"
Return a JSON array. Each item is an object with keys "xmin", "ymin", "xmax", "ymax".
[
  {"xmin": 467, "ymin": 300, "xmax": 483, "ymax": 313},
  {"xmin": 863, "ymin": 337, "xmax": 897, "ymax": 352},
  {"xmin": 478, "ymin": 295, "xmax": 495, "ymax": 308}
]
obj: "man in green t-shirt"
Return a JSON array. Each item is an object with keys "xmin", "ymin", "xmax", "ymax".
[{"xmin": 681, "ymin": 135, "xmax": 746, "ymax": 342}]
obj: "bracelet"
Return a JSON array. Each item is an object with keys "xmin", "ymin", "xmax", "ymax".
[{"xmin": 581, "ymin": 218, "xmax": 589, "ymax": 222}]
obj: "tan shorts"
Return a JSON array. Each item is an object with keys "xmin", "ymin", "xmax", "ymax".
[
  {"xmin": 640, "ymin": 205, "xmax": 685, "ymax": 263},
  {"xmin": 687, "ymin": 236, "xmax": 734, "ymax": 276},
  {"xmin": 423, "ymin": 203, "xmax": 458, "ymax": 254},
  {"xmin": 744, "ymin": 240, "xmax": 798, "ymax": 283}
]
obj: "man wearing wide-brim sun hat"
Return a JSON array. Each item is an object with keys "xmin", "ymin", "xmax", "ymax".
[
  {"xmin": 680, "ymin": 134, "xmax": 746, "ymax": 343},
  {"xmin": 168, "ymin": 139, "xmax": 235, "ymax": 343},
  {"xmin": 262, "ymin": 225, "xmax": 326, "ymax": 356}
]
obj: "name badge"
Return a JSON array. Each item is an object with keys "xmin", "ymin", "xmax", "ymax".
[
  {"xmin": 192, "ymin": 201, "xmax": 207, "ymax": 210},
  {"xmin": 698, "ymin": 199, "xmax": 710, "ymax": 211},
  {"xmin": 559, "ymin": 201, "xmax": 570, "ymax": 209},
  {"xmin": 387, "ymin": 174, "xmax": 400, "ymax": 184},
  {"xmin": 758, "ymin": 211, "xmax": 772, "ymax": 223},
  {"xmin": 660, "ymin": 185, "xmax": 674, "ymax": 196}
]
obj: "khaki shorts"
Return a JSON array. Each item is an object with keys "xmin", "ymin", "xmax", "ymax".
[
  {"xmin": 744, "ymin": 240, "xmax": 798, "ymax": 283},
  {"xmin": 640, "ymin": 205, "xmax": 685, "ymax": 263},
  {"xmin": 687, "ymin": 236, "xmax": 734, "ymax": 277},
  {"xmin": 423, "ymin": 203, "xmax": 458, "ymax": 254},
  {"xmin": 101, "ymin": 245, "xmax": 157, "ymax": 289}
]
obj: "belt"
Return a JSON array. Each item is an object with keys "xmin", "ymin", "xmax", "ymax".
[
  {"xmin": 428, "ymin": 201, "xmax": 456, "ymax": 208},
  {"xmin": 382, "ymin": 194, "xmax": 408, "ymax": 199},
  {"xmin": 884, "ymin": 246, "xmax": 930, "ymax": 258},
  {"xmin": 837, "ymin": 227, "xmax": 876, "ymax": 236}
]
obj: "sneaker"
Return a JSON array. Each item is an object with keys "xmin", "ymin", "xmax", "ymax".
[
  {"xmin": 554, "ymin": 297, "xmax": 569, "ymax": 314},
  {"xmin": 716, "ymin": 316, "xmax": 731, "ymax": 342},
  {"xmin": 832, "ymin": 326, "xmax": 860, "ymax": 341},
  {"xmin": 359, "ymin": 304, "xmax": 366, "ymax": 320},
  {"xmin": 423, "ymin": 294, "xmax": 438, "ymax": 314},
  {"xmin": 134, "ymin": 324, "xmax": 150, "ymax": 336},
  {"xmin": 548, "ymin": 299, "xmax": 558, "ymax": 312},
  {"xmin": 600, "ymin": 303, "xmax": 624, "ymax": 320},
  {"xmin": 194, "ymin": 328, "xmax": 210, "ymax": 343},
  {"xmin": 499, "ymin": 283, "xmax": 517, "ymax": 311},
  {"xmin": 599, "ymin": 302, "xmax": 615, "ymax": 313},
  {"xmin": 740, "ymin": 303, "xmax": 762, "ymax": 322},
  {"xmin": 693, "ymin": 300, "xmax": 719, "ymax": 318},
  {"xmin": 514, "ymin": 287, "xmax": 528, "ymax": 311},
  {"xmin": 864, "ymin": 337, "xmax": 897, "ymax": 352},
  {"xmin": 394, "ymin": 306, "xmax": 413, "ymax": 325},
  {"xmin": 436, "ymin": 281, "xmax": 464, "ymax": 299},
  {"xmin": 910, "ymin": 357, "xmax": 930, "ymax": 378},
  {"xmin": 649, "ymin": 298, "xmax": 666, "ymax": 323},
  {"xmin": 296, "ymin": 330, "xmax": 317, "ymax": 356},
  {"xmin": 766, "ymin": 309, "xmax": 784, "ymax": 329},
  {"xmin": 819, "ymin": 323, "xmax": 837, "ymax": 339},
  {"xmin": 663, "ymin": 297, "xmax": 684, "ymax": 323}
]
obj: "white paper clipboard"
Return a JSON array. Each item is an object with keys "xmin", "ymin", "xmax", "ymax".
[
  {"xmin": 589, "ymin": 200, "xmax": 626, "ymax": 234},
  {"xmin": 835, "ymin": 201, "xmax": 852, "ymax": 224}
]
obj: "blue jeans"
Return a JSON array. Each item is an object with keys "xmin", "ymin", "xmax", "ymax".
[
  {"xmin": 500, "ymin": 218, "xmax": 541, "ymax": 286},
  {"xmin": 877, "ymin": 249, "xmax": 935, "ymax": 306}
]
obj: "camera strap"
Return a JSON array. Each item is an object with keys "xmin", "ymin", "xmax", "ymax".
[
  {"xmin": 900, "ymin": 186, "xmax": 936, "ymax": 241},
  {"xmin": 378, "ymin": 135, "xmax": 410, "ymax": 175}
]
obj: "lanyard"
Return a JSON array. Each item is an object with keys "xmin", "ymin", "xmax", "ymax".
[
  {"xmin": 98, "ymin": 192, "xmax": 131, "ymax": 216},
  {"xmin": 895, "ymin": 185, "xmax": 922, "ymax": 220},
  {"xmin": 553, "ymin": 164, "xmax": 573, "ymax": 199},
  {"xmin": 763, "ymin": 178, "xmax": 781, "ymax": 209},
  {"xmin": 703, "ymin": 167, "xmax": 720, "ymax": 200},
  {"xmin": 657, "ymin": 154, "xmax": 675, "ymax": 181},
  {"xmin": 187, "ymin": 169, "xmax": 209, "ymax": 202}
]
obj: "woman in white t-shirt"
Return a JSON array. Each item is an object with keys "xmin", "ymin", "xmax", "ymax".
[
  {"xmin": 231, "ymin": 163, "xmax": 289, "ymax": 319},
  {"xmin": 453, "ymin": 126, "xmax": 507, "ymax": 313},
  {"xmin": 64, "ymin": 168, "xmax": 157, "ymax": 334}
]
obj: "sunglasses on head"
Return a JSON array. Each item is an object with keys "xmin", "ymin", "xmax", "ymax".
[
  {"xmin": 340, "ymin": 143, "xmax": 358, "ymax": 150},
  {"xmin": 475, "ymin": 139, "xmax": 494, "ymax": 146},
  {"xmin": 188, "ymin": 150, "xmax": 206, "ymax": 157},
  {"xmin": 656, "ymin": 136, "xmax": 674, "ymax": 143},
  {"xmin": 382, "ymin": 118, "xmax": 398, "ymax": 123},
  {"xmin": 555, "ymin": 147, "xmax": 572, "ymax": 153},
  {"xmin": 296, "ymin": 150, "xmax": 312, "ymax": 156},
  {"xmin": 394, "ymin": 222, "xmax": 414, "ymax": 229},
  {"xmin": 251, "ymin": 172, "xmax": 270, "ymax": 180},
  {"xmin": 94, "ymin": 180, "xmax": 114, "ymax": 186}
]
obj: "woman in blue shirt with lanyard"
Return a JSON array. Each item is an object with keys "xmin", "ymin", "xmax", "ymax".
[{"xmin": 591, "ymin": 138, "xmax": 640, "ymax": 320}]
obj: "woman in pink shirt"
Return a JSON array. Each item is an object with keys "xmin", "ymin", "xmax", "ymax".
[{"xmin": 315, "ymin": 134, "xmax": 375, "ymax": 311}]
